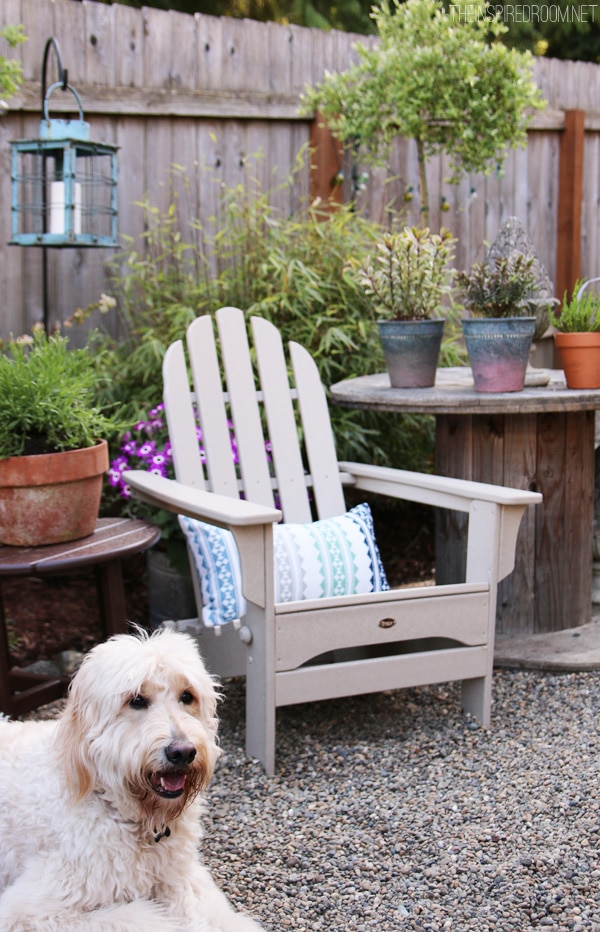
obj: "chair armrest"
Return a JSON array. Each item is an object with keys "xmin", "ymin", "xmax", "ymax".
[
  {"xmin": 122, "ymin": 470, "xmax": 281, "ymax": 526},
  {"xmin": 123, "ymin": 470, "xmax": 280, "ymax": 607},
  {"xmin": 339, "ymin": 461, "xmax": 542, "ymax": 583},
  {"xmin": 338, "ymin": 461, "xmax": 542, "ymax": 512}
]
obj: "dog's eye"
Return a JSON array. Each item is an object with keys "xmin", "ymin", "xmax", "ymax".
[
  {"xmin": 129, "ymin": 695, "xmax": 149, "ymax": 710},
  {"xmin": 180, "ymin": 690, "xmax": 194, "ymax": 705}
]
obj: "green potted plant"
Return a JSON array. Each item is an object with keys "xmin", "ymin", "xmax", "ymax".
[
  {"xmin": 0, "ymin": 327, "xmax": 118, "ymax": 546},
  {"xmin": 347, "ymin": 225, "xmax": 456, "ymax": 388},
  {"xmin": 551, "ymin": 279, "xmax": 600, "ymax": 389},
  {"xmin": 455, "ymin": 254, "xmax": 539, "ymax": 393}
]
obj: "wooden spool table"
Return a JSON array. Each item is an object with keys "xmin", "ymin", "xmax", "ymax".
[
  {"xmin": 331, "ymin": 368, "xmax": 600, "ymax": 638},
  {"xmin": 0, "ymin": 517, "xmax": 160, "ymax": 717}
]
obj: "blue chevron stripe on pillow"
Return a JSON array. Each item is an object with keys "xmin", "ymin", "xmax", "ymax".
[{"xmin": 179, "ymin": 502, "xmax": 389, "ymax": 629}]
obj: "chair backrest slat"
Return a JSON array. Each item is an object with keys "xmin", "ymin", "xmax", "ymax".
[
  {"xmin": 186, "ymin": 315, "xmax": 239, "ymax": 497},
  {"xmin": 252, "ymin": 316, "xmax": 313, "ymax": 523},
  {"xmin": 290, "ymin": 340, "xmax": 346, "ymax": 519},
  {"xmin": 216, "ymin": 307, "xmax": 274, "ymax": 508},
  {"xmin": 163, "ymin": 340, "xmax": 206, "ymax": 489}
]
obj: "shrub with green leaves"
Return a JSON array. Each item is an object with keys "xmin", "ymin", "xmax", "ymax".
[
  {"xmin": 455, "ymin": 255, "xmax": 538, "ymax": 318},
  {"xmin": 551, "ymin": 281, "xmax": 600, "ymax": 333},
  {"xmin": 347, "ymin": 226, "xmax": 456, "ymax": 320},
  {"xmin": 0, "ymin": 329, "xmax": 119, "ymax": 459},
  {"xmin": 0, "ymin": 25, "xmax": 25, "ymax": 103}
]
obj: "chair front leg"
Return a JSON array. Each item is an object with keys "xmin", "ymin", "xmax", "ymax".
[{"xmin": 231, "ymin": 524, "xmax": 277, "ymax": 775}]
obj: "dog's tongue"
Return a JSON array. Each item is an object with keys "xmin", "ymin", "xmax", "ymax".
[{"xmin": 160, "ymin": 772, "xmax": 186, "ymax": 792}]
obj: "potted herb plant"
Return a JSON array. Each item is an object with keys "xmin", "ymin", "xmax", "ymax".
[
  {"xmin": 0, "ymin": 327, "xmax": 117, "ymax": 546},
  {"xmin": 348, "ymin": 225, "xmax": 456, "ymax": 388},
  {"xmin": 455, "ymin": 254, "xmax": 539, "ymax": 393},
  {"xmin": 551, "ymin": 279, "xmax": 600, "ymax": 389}
]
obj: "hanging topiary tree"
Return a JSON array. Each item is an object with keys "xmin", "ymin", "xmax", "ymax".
[{"xmin": 303, "ymin": 0, "xmax": 545, "ymax": 224}]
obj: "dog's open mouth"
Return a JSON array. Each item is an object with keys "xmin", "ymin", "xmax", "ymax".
[{"xmin": 148, "ymin": 770, "xmax": 187, "ymax": 798}]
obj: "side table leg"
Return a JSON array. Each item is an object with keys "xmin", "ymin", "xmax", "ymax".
[
  {"xmin": 0, "ymin": 582, "xmax": 14, "ymax": 714},
  {"xmin": 95, "ymin": 561, "xmax": 128, "ymax": 637}
]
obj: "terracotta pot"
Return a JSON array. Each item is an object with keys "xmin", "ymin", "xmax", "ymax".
[
  {"xmin": 377, "ymin": 318, "xmax": 444, "ymax": 389},
  {"xmin": 554, "ymin": 332, "xmax": 600, "ymax": 389},
  {"xmin": 0, "ymin": 440, "xmax": 109, "ymax": 546},
  {"xmin": 462, "ymin": 317, "xmax": 536, "ymax": 393}
]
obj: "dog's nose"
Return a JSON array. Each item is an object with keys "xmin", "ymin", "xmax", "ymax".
[{"xmin": 165, "ymin": 740, "xmax": 197, "ymax": 767}]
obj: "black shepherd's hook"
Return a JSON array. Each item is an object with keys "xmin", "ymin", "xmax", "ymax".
[
  {"xmin": 41, "ymin": 37, "xmax": 68, "ymax": 116},
  {"xmin": 40, "ymin": 37, "xmax": 69, "ymax": 332}
]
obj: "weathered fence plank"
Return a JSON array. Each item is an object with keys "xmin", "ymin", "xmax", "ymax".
[{"xmin": 556, "ymin": 110, "xmax": 585, "ymax": 301}]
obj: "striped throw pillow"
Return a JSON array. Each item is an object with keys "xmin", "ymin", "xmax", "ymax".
[{"xmin": 179, "ymin": 502, "xmax": 389, "ymax": 629}]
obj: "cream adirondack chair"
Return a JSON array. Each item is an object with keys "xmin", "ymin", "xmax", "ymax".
[{"xmin": 124, "ymin": 307, "xmax": 542, "ymax": 774}]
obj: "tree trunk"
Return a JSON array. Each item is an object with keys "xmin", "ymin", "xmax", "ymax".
[{"xmin": 417, "ymin": 137, "xmax": 429, "ymax": 227}]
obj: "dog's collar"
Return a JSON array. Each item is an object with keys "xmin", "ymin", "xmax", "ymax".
[{"xmin": 153, "ymin": 826, "xmax": 171, "ymax": 843}]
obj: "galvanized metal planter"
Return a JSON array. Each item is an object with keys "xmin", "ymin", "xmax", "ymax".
[
  {"xmin": 462, "ymin": 317, "xmax": 536, "ymax": 393},
  {"xmin": 377, "ymin": 319, "xmax": 444, "ymax": 389}
]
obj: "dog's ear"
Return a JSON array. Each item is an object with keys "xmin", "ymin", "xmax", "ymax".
[{"xmin": 55, "ymin": 702, "xmax": 95, "ymax": 800}]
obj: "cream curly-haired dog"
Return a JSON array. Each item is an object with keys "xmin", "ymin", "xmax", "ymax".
[{"xmin": 0, "ymin": 628, "xmax": 262, "ymax": 931}]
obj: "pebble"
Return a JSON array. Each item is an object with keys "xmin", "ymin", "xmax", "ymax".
[{"xmin": 27, "ymin": 668, "xmax": 600, "ymax": 930}]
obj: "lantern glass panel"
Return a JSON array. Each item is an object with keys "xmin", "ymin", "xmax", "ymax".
[{"xmin": 10, "ymin": 139, "xmax": 118, "ymax": 247}]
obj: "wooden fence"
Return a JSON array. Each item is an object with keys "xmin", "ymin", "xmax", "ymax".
[{"xmin": 1, "ymin": 0, "xmax": 600, "ymax": 340}]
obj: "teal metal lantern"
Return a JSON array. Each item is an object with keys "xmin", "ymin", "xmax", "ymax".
[
  {"xmin": 10, "ymin": 82, "xmax": 118, "ymax": 248},
  {"xmin": 8, "ymin": 36, "xmax": 119, "ymax": 329}
]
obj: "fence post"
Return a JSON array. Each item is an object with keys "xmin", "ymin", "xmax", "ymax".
[
  {"xmin": 555, "ymin": 109, "xmax": 585, "ymax": 303},
  {"xmin": 309, "ymin": 112, "xmax": 343, "ymax": 210}
]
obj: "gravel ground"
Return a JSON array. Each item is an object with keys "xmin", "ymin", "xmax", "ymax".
[
  {"xmin": 26, "ymin": 669, "xmax": 600, "ymax": 931},
  {"xmin": 208, "ymin": 671, "xmax": 600, "ymax": 932}
]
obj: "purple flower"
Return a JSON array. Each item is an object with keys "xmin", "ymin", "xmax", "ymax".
[
  {"xmin": 121, "ymin": 439, "xmax": 138, "ymax": 457},
  {"xmin": 112, "ymin": 456, "xmax": 129, "ymax": 473},
  {"xmin": 138, "ymin": 441, "xmax": 156, "ymax": 458},
  {"xmin": 108, "ymin": 467, "xmax": 124, "ymax": 488},
  {"xmin": 109, "ymin": 400, "xmax": 272, "ymax": 508}
]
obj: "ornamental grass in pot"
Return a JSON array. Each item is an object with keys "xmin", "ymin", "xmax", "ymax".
[
  {"xmin": 0, "ymin": 327, "xmax": 118, "ymax": 546},
  {"xmin": 456, "ymin": 254, "xmax": 539, "ymax": 393},
  {"xmin": 551, "ymin": 279, "xmax": 600, "ymax": 389},
  {"xmin": 348, "ymin": 226, "xmax": 456, "ymax": 388}
]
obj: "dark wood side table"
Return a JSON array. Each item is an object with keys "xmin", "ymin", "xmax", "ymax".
[
  {"xmin": 331, "ymin": 368, "xmax": 600, "ymax": 638},
  {"xmin": 0, "ymin": 517, "xmax": 161, "ymax": 717}
]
